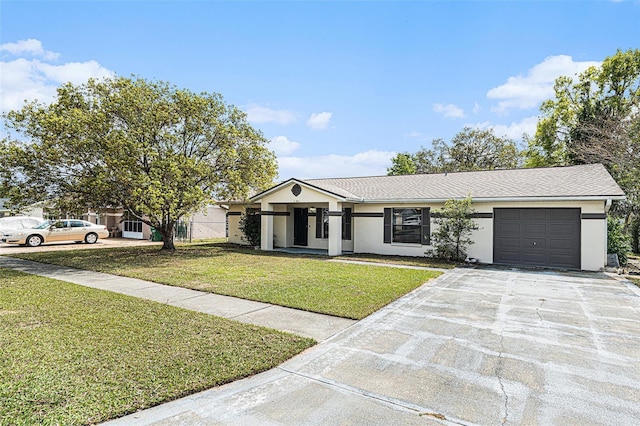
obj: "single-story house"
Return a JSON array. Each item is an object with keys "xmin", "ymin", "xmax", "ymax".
[{"xmin": 226, "ymin": 163, "xmax": 625, "ymax": 271}]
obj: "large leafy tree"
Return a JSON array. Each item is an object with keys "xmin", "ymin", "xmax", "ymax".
[
  {"xmin": 388, "ymin": 127, "xmax": 521, "ymax": 175},
  {"xmin": 525, "ymin": 49, "xmax": 640, "ymax": 217},
  {"xmin": 0, "ymin": 76, "xmax": 277, "ymax": 250}
]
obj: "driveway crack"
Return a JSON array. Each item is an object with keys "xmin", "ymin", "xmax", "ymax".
[
  {"xmin": 496, "ymin": 332, "xmax": 510, "ymax": 425},
  {"xmin": 536, "ymin": 298, "xmax": 545, "ymax": 322},
  {"xmin": 279, "ymin": 367, "xmax": 469, "ymax": 425}
]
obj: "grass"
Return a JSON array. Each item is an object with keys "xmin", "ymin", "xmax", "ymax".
[
  {"xmin": 340, "ymin": 252, "xmax": 456, "ymax": 269},
  {"xmin": 11, "ymin": 243, "xmax": 441, "ymax": 319},
  {"xmin": 629, "ymin": 277, "xmax": 640, "ymax": 287},
  {"xmin": 0, "ymin": 269, "xmax": 314, "ymax": 425}
]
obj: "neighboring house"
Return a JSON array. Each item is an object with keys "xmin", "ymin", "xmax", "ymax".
[
  {"xmin": 0, "ymin": 198, "xmax": 44, "ymax": 219},
  {"xmin": 226, "ymin": 164, "xmax": 625, "ymax": 271},
  {"xmin": 82, "ymin": 205, "xmax": 228, "ymax": 240}
]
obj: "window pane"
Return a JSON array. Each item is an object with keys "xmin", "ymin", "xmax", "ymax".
[
  {"xmin": 392, "ymin": 208, "xmax": 421, "ymax": 244},
  {"xmin": 322, "ymin": 209, "xmax": 329, "ymax": 239}
]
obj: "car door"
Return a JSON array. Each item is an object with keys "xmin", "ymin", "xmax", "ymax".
[
  {"xmin": 69, "ymin": 220, "xmax": 89, "ymax": 241},
  {"xmin": 48, "ymin": 220, "xmax": 72, "ymax": 241}
]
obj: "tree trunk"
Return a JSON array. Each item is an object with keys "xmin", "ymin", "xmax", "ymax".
[
  {"xmin": 161, "ymin": 238, "xmax": 175, "ymax": 250},
  {"xmin": 159, "ymin": 225, "xmax": 176, "ymax": 250}
]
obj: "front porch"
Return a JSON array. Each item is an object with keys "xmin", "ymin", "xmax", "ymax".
[{"xmin": 260, "ymin": 202, "xmax": 353, "ymax": 256}]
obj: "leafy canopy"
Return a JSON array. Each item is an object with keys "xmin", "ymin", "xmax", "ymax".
[
  {"xmin": 0, "ymin": 76, "xmax": 277, "ymax": 250},
  {"xmin": 388, "ymin": 127, "xmax": 521, "ymax": 175},
  {"xmin": 525, "ymin": 49, "xmax": 640, "ymax": 217}
]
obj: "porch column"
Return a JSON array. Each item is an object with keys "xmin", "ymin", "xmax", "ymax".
[
  {"xmin": 327, "ymin": 201, "xmax": 343, "ymax": 256},
  {"xmin": 260, "ymin": 201, "xmax": 274, "ymax": 251}
]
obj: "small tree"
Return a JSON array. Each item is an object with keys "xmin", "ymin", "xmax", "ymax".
[
  {"xmin": 428, "ymin": 196, "xmax": 479, "ymax": 262},
  {"xmin": 239, "ymin": 212, "xmax": 261, "ymax": 247}
]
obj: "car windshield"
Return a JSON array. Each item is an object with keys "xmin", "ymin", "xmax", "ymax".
[{"xmin": 34, "ymin": 220, "xmax": 54, "ymax": 229}]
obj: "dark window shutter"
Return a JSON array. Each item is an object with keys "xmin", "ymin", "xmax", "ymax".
[
  {"xmin": 315, "ymin": 209, "xmax": 322, "ymax": 239},
  {"xmin": 343, "ymin": 208, "xmax": 352, "ymax": 240},
  {"xmin": 383, "ymin": 208, "xmax": 392, "ymax": 244},
  {"xmin": 421, "ymin": 208, "xmax": 431, "ymax": 245}
]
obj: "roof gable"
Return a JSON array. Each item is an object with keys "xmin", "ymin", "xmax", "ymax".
[{"xmin": 250, "ymin": 178, "xmax": 357, "ymax": 203}]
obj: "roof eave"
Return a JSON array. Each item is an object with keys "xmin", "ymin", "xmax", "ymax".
[{"xmin": 357, "ymin": 195, "xmax": 627, "ymax": 204}]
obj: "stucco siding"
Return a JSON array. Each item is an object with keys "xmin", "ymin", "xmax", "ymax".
[{"xmin": 226, "ymin": 196, "xmax": 609, "ymax": 271}]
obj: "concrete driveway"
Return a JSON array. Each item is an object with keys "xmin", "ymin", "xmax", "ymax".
[{"xmin": 107, "ymin": 267, "xmax": 640, "ymax": 425}]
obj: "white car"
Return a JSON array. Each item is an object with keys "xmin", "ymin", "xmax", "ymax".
[
  {"xmin": 0, "ymin": 216, "xmax": 45, "ymax": 233},
  {"xmin": 1, "ymin": 219, "xmax": 109, "ymax": 247}
]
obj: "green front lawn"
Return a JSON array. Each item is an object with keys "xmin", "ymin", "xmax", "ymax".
[
  {"xmin": 12, "ymin": 243, "xmax": 441, "ymax": 319},
  {"xmin": 0, "ymin": 269, "xmax": 314, "ymax": 425}
]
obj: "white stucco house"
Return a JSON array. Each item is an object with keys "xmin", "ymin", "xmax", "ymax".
[{"xmin": 226, "ymin": 164, "xmax": 625, "ymax": 271}]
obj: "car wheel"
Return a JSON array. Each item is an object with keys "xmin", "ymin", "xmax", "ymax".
[
  {"xmin": 26, "ymin": 235, "xmax": 43, "ymax": 247},
  {"xmin": 85, "ymin": 233, "xmax": 98, "ymax": 244}
]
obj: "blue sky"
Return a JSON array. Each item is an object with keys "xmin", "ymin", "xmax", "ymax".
[{"xmin": 1, "ymin": 1, "xmax": 638, "ymax": 179}]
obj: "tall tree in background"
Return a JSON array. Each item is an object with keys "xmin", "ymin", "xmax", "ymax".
[
  {"xmin": 525, "ymin": 49, "xmax": 640, "ymax": 217},
  {"xmin": 387, "ymin": 127, "xmax": 521, "ymax": 175},
  {"xmin": 0, "ymin": 76, "xmax": 277, "ymax": 250}
]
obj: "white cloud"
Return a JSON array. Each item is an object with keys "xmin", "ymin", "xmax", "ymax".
[
  {"xmin": 306, "ymin": 112, "xmax": 333, "ymax": 130},
  {"xmin": 433, "ymin": 103, "xmax": 465, "ymax": 118},
  {"xmin": 269, "ymin": 136, "xmax": 300, "ymax": 155},
  {"xmin": 277, "ymin": 149, "xmax": 395, "ymax": 179},
  {"xmin": 0, "ymin": 40, "xmax": 114, "ymax": 113},
  {"xmin": 487, "ymin": 55, "xmax": 600, "ymax": 113},
  {"xmin": 403, "ymin": 131, "xmax": 432, "ymax": 142},
  {"xmin": 0, "ymin": 38, "xmax": 59, "ymax": 60},
  {"xmin": 472, "ymin": 102, "xmax": 481, "ymax": 114},
  {"xmin": 244, "ymin": 104, "xmax": 296, "ymax": 125},
  {"xmin": 472, "ymin": 116, "xmax": 539, "ymax": 140}
]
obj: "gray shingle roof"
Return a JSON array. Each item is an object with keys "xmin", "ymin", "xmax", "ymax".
[{"xmin": 301, "ymin": 164, "xmax": 625, "ymax": 202}]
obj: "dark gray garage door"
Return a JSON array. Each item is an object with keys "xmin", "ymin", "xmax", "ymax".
[{"xmin": 494, "ymin": 208, "xmax": 581, "ymax": 269}]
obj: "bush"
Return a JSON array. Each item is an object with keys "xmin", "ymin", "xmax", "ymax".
[
  {"xmin": 239, "ymin": 212, "xmax": 261, "ymax": 246},
  {"xmin": 608, "ymin": 216, "xmax": 631, "ymax": 265},
  {"xmin": 427, "ymin": 196, "xmax": 479, "ymax": 262}
]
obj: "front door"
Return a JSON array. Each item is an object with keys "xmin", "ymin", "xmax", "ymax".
[{"xmin": 293, "ymin": 208, "xmax": 308, "ymax": 246}]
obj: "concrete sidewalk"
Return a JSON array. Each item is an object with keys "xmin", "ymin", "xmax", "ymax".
[{"xmin": 0, "ymin": 256, "xmax": 356, "ymax": 341}]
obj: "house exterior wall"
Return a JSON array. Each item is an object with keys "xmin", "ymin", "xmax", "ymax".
[
  {"xmin": 353, "ymin": 203, "xmax": 441, "ymax": 257},
  {"xmin": 188, "ymin": 205, "xmax": 227, "ymax": 239},
  {"xmin": 353, "ymin": 199, "xmax": 607, "ymax": 271},
  {"xmin": 227, "ymin": 187, "xmax": 609, "ymax": 271},
  {"xmin": 227, "ymin": 204, "xmax": 259, "ymax": 245}
]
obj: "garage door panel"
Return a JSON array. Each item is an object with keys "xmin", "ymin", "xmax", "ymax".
[
  {"xmin": 496, "ymin": 209, "xmax": 521, "ymax": 220},
  {"xmin": 522, "ymin": 238, "xmax": 546, "ymax": 248},
  {"xmin": 549, "ymin": 223, "xmax": 578, "ymax": 236},
  {"xmin": 494, "ymin": 208, "xmax": 580, "ymax": 269},
  {"xmin": 495, "ymin": 222, "xmax": 520, "ymax": 233},
  {"xmin": 549, "ymin": 209, "xmax": 580, "ymax": 221},
  {"xmin": 549, "ymin": 238, "xmax": 574, "ymax": 250},
  {"xmin": 495, "ymin": 238, "xmax": 519, "ymax": 249},
  {"xmin": 521, "ymin": 209, "xmax": 547, "ymax": 220},
  {"xmin": 522, "ymin": 223, "xmax": 547, "ymax": 236}
]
